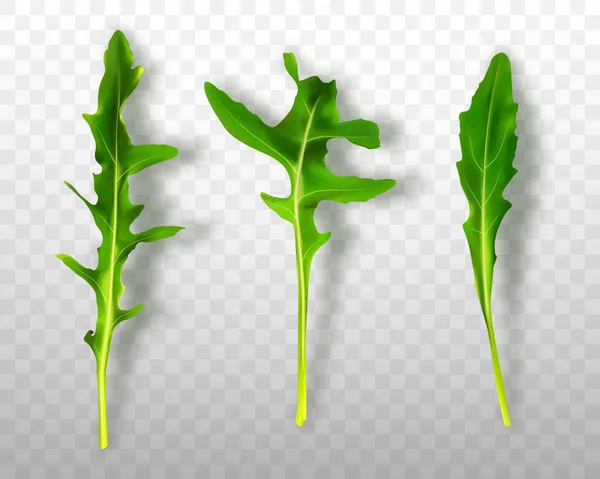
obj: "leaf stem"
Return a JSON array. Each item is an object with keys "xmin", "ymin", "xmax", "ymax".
[
  {"xmin": 294, "ymin": 224, "xmax": 308, "ymax": 427},
  {"xmin": 486, "ymin": 321, "xmax": 511, "ymax": 427},
  {"xmin": 97, "ymin": 357, "xmax": 109, "ymax": 448}
]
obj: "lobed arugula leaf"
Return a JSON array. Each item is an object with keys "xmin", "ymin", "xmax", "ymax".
[
  {"xmin": 57, "ymin": 30, "xmax": 183, "ymax": 448},
  {"xmin": 457, "ymin": 52, "xmax": 518, "ymax": 426},
  {"xmin": 205, "ymin": 53, "xmax": 395, "ymax": 426}
]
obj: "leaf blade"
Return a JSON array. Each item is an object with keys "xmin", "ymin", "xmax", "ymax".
[
  {"xmin": 58, "ymin": 30, "xmax": 183, "ymax": 448},
  {"xmin": 457, "ymin": 52, "xmax": 518, "ymax": 426},
  {"xmin": 206, "ymin": 52, "xmax": 395, "ymax": 426},
  {"xmin": 457, "ymin": 52, "xmax": 518, "ymax": 313}
]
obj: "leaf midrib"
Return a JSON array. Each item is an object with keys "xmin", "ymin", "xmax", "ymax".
[
  {"xmin": 291, "ymin": 93, "xmax": 320, "ymax": 396},
  {"xmin": 293, "ymin": 96, "xmax": 320, "ymax": 262},
  {"xmin": 104, "ymin": 58, "xmax": 122, "ymax": 356},
  {"xmin": 480, "ymin": 62, "xmax": 501, "ymax": 316}
]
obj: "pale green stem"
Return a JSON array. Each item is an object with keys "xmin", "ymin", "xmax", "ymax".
[
  {"xmin": 294, "ymin": 227, "xmax": 308, "ymax": 427},
  {"xmin": 485, "ymin": 317, "xmax": 511, "ymax": 426},
  {"xmin": 97, "ymin": 357, "xmax": 109, "ymax": 448}
]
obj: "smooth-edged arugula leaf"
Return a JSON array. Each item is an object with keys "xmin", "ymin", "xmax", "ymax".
[
  {"xmin": 205, "ymin": 53, "xmax": 395, "ymax": 426},
  {"xmin": 57, "ymin": 30, "xmax": 183, "ymax": 448},
  {"xmin": 457, "ymin": 52, "xmax": 518, "ymax": 426}
]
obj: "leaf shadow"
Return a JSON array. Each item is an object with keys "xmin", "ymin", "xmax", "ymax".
[
  {"xmin": 100, "ymin": 31, "xmax": 207, "ymax": 445},
  {"xmin": 498, "ymin": 54, "xmax": 542, "ymax": 414},
  {"xmin": 108, "ymin": 155, "xmax": 207, "ymax": 446},
  {"xmin": 306, "ymin": 109, "xmax": 412, "ymax": 420}
]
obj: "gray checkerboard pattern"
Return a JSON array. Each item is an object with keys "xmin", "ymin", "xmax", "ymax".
[{"xmin": 1, "ymin": 0, "xmax": 600, "ymax": 477}]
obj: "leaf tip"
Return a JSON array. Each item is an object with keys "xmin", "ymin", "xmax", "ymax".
[
  {"xmin": 104, "ymin": 30, "xmax": 136, "ymax": 76},
  {"xmin": 492, "ymin": 51, "xmax": 511, "ymax": 64},
  {"xmin": 106, "ymin": 30, "xmax": 130, "ymax": 58},
  {"xmin": 133, "ymin": 64, "xmax": 144, "ymax": 81},
  {"xmin": 371, "ymin": 178, "xmax": 396, "ymax": 198},
  {"xmin": 204, "ymin": 82, "xmax": 219, "ymax": 101},
  {"xmin": 84, "ymin": 330, "xmax": 99, "ymax": 358},
  {"xmin": 384, "ymin": 178, "xmax": 397, "ymax": 192},
  {"xmin": 84, "ymin": 329, "xmax": 95, "ymax": 341},
  {"xmin": 164, "ymin": 144, "xmax": 179, "ymax": 160},
  {"xmin": 204, "ymin": 81, "xmax": 216, "ymax": 92},
  {"xmin": 283, "ymin": 52, "xmax": 300, "ymax": 82},
  {"xmin": 371, "ymin": 126, "xmax": 381, "ymax": 149},
  {"xmin": 489, "ymin": 52, "xmax": 512, "ymax": 76},
  {"xmin": 109, "ymin": 29, "xmax": 130, "ymax": 50}
]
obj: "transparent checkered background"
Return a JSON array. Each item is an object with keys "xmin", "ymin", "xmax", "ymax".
[{"xmin": 0, "ymin": 0, "xmax": 599, "ymax": 477}]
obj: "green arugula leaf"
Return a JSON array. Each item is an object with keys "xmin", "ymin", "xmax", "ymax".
[
  {"xmin": 205, "ymin": 53, "xmax": 395, "ymax": 426},
  {"xmin": 57, "ymin": 30, "xmax": 183, "ymax": 448},
  {"xmin": 457, "ymin": 52, "xmax": 518, "ymax": 426}
]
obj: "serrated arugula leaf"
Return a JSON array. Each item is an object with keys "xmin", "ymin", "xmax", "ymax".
[
  {"xmin": 205, "ymin": 53, "xmax": 395, "ymax": 426},
  {"xmin": 457, "ymin": 52, "xmax": 518, "ymax": 426},
  {"xmin": 57, "ymin": 30, "xmax": 183, "ymax": 448}
]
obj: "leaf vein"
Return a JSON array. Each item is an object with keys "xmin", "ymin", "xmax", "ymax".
[
  {"xmin": 485, "ymin": 211, "xmax": 504, "ymax": 237},
  {"xmin": 302, "ymin": 238, "xmax": 324, "ymax": 261},
  {"xmin": 299, "ymin": 187, "xmax": 364, "ymax": 203},
  {"xmin": 114, "ymin": 231, "xmax": 165, "ymax": 264},
  {"xmin": 463, "ymin": 178, "xmax": 482, "ymax": 210},
  {"xmin": 89, "ymin": 122, "xmax": 116, "ymax": 164},
  {"xmin": 484, "ymin": 164, "xmax": 506, "ymax": 205},
  {"xmin": 118, "ymin": 154, "xmax": 162, "ymax": 181},
  {"xmin": 307, "ymin": 134, "xmax": 373, "ymax": 143},
  {"xmin": 486, "ymin": 123, "xmax": 510, "ymax": 169},
  {"xmin": 466, "ymin": 125, "xmax": 483, "ymax": 173}
]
